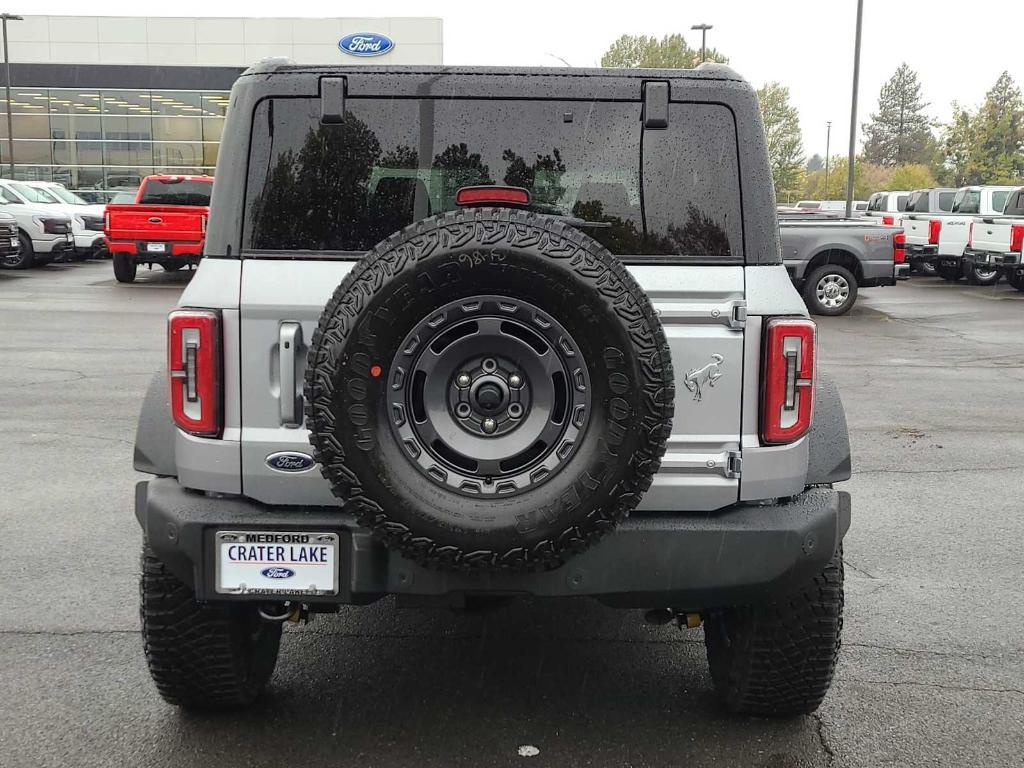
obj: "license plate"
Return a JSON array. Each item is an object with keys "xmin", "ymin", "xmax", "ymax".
[
  {"xmin": 215, "ymin": 531, "xmax": 339, "ymax": 596},
  {"xmin": 9, "ymin": 237, "xmax": 17, "ymax": 247},
  {"xmin": 146, "ymin": 242, "xmax": 166, "ymax": 253}
]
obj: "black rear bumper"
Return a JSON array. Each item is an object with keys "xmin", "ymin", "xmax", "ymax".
[{"xmin": 136, "ymin": 479, "xmax": 851, "ymax": 609}]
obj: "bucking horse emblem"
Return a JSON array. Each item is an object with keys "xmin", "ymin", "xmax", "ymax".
[{"xmin": 684, "ymin": 354, "xmax": 724, "ymax": 402}]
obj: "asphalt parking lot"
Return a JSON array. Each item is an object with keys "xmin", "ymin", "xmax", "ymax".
[{"xmin": 1, "ymin": 261, "xmax": 1022, "ymax": 768}]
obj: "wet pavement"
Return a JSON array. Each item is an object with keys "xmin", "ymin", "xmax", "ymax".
[{"xmin": 1, "ymin": 261, "xmax": 1022, "ymax": 767}]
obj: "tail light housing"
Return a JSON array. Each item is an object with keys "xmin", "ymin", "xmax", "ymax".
[
  {"xmin": 168, "ymin": 309, "xmax": 222, "ymax": 437},
  {"xmin": 200, "ymin": 213, "xmax": 208, "ymax": 235},
  {"xmin": 1010, "ymin": 224, "xmax": 1024, "ymax": 253},
  {"xmin": 104, "ymin": 210, "xmax": 111, "ymax": 232},
  {"xmin": 882, "ymin": 215, "xmax": 894, "ymax": 226},
  {"xmin": 761, "ymin": 317, "xmax": 816, "ymax": 445},
  {"xmin": 893, "ymin": 231, "xmax": 906, "ymax": 264},
  {"xmin": 928, "ymin": 219, "xmax": 942, "ymax": 245},
  {"xmin": 455, "ymin": 185, "xmax": 530, "ymax": 207}
]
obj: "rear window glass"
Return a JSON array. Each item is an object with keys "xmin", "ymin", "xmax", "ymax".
[
  {"xmin": 896, "ymin": 195, "xmax": 908, "ymax": 211},
  {"xmin": 992, "ymin": 190, "xmax": 1010, "ymax": 213},
  {"xmin": 938, "ymin": 191, "xmax": 954, "ymax": 211},
  {"xmin": 905, "ymin": 191, "xmax": 927, "ymax": 212},
  {"xmin": 242, "ymin": 97, "xmax": 743, "ymax": 261},
  {"xmin": 139, "ymin": 179, "xmax": 212, "ymax": 206},
  {"xmin": 867, "ymin": 193, "xmax": 885, "ymax": 212},
  {"xmin": 953, "ymin": 190, "xmax": 980, "ymax": 214}
]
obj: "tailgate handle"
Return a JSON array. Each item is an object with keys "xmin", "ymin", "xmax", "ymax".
[{"xmin": 279, "ymin": 322, "xmax": 304, "ymax": 427}]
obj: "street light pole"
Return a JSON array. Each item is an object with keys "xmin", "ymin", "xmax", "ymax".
[
  {"xmin": 825, "ymin": 121, "xmax": 832, "ymax": 195},
  {"xmin": 1, "ymin": 13, "xmax": 22, "ymax": 179},
  {"xmin": 845, "ymin": 0, "xmax": 864, "ymax": 218},
  {"xmin": 691, "ymin": 24, "xmax": 712, "ymax": 63}
]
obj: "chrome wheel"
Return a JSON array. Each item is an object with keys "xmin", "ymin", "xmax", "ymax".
[
  {"xmin": 388, "ymin": 295, "xmax": 590, "ymax": 496},
  {"xmin": 815, "ymin": 273, "xmax": 851, "ymax": 309}
]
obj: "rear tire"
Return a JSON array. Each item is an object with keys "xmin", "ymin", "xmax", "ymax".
[
  {"xmin": 140, "ymin": 544, "xmax": 282, "ymax": 710},
  {"xmin": 113, "ymin": 253, "xmax": 137, "ymax": 283},
  {"xmin": 1008, "ymin": 272, "xmax": 1024, "ymax": 292},
  {"xmin": 1, "ymin": 233, "xmax": 35, "ymax": 269},
  {"xmin": 704, "ymin": 548, "xmax": 844, "ymax": 716},
  {"xmin": 917, "ymin": 260, "xmax": 937, "ymax": 277},
  {"xmin": 937, "ymin": 264, "xmax": 960, "ymax": 282},
  {"xmin": 965, "ymin": 263, "xmax": 1000, "ymax": 286},
  {"xmin": 802, "ymin": 264, "xmax": 858, "ymax": 316}
]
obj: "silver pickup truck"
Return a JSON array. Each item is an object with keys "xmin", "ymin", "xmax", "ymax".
[{"xmin": 779, "ymin": 214, "xmax": 904, "ymax": 315}]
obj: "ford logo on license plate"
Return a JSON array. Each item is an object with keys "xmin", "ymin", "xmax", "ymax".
[
  {"xmin": 338, "ymin": 33, "xmax": 394, "ymax": 57},
  {"xmin": 260, "ymin": 567, "xmax": 295, "ymax": 579},
  {"xmin": 266, "ymin": 451, "xmax": 316, "ymax": 472}
]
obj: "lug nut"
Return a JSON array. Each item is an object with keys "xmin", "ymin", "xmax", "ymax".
[
  {"xmin": 508, "ymin": 374, "xmax": 522, "ymax": 388},
  {"xmin": 456, "ymin": 373, "xmax": 471, "ymax": 388},
  {"xmin": 481, "ymin": 418, "xmax": 497, "ymax": 434}
]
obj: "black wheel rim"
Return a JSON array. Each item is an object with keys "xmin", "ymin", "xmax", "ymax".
[{"xmin": 387, "ymin": 295, "xmax": 590, "ymax": 496}]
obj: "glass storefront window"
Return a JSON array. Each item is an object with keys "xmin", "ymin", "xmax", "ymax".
[{"xmin": 4, "ymin": 88, "xmax": 227, "ymax": 199}]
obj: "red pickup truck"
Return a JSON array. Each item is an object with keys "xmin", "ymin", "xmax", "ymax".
[{"xmin": 104, "ymin": 175, "xmax": 213, "ymax": 283}]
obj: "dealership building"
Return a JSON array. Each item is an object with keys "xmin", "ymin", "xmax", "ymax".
[{"xmin": 1, "ymin": 15, "xmax": 443, "ymax": 200}]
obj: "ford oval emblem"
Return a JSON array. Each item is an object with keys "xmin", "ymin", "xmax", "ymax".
[
  {"xmin": 266, "ymin": 451, "xmax": 316, "ymax": 473},
  {"xmin": 261, "ymin": 567, "xmax": 295, "ymax": 579},
  {"xmin": 338, "ymin": 33, "xmax": 394, "ymax": 57}
]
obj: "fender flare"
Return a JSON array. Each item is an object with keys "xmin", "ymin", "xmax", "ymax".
[
  {"xmin": 806, "ymin": 370, "xmax": 852, "ymax": 485},
  {"xmin": 133, "ymin": 370, "xmax": 177, "ymax": 477}
]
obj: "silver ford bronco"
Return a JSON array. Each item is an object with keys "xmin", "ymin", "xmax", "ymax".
[{"xmin": 133, "ymin": 61, "xmax": 852, "ymax": 716}]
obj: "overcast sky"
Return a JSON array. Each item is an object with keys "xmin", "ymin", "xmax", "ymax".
[{"xmin": 13, "ymin": 0, "xmax": 1024, "ymax": 161}]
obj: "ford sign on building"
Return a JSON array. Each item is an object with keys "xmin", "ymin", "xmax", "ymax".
[
  {"xmin": 1, "ymin": 16, "xmax": 441, "ymax": 202},
  {"xmin": 339, "ymin": 33, "xmax": 395, "ymax": 57}
]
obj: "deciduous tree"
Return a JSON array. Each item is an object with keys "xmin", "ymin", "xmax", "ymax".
[
  {"xmin": 600, "ymin": 34, "xmax": 727, "ymax": 69},
  {"xmin": 757, "ymin": 82, "xmax": 805, "ymax": 199}
]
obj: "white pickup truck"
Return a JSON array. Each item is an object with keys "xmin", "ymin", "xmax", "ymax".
[
  {"xmin": 864, "ymin": 190, "xmax": 910, "ymax": 225},
  {"xmin": 919, "ymin": 186, "xmax": 1016, "ymax": 284},
  {"xmin": 961, "ymin": 187, "xmax": 1024, "ymax": 291},
  {"xmin": 901, "ymin": 188, "xmax": 956, "ymax": 275}
]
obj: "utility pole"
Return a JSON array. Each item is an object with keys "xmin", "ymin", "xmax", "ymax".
[
  {"xmin": 691, "ymin": 24, "xmax": 712, "ymax": 63},
  {"xmin": 825, "ymin": 121, "xmax": 832, "ymax": 196},
  {"xmin": 1, "ymin": 13, "xmax": 22, "ymax": 179},
  {"xmin": 845, "ymin": 0, "xmax": 864, "ymax": 218}
]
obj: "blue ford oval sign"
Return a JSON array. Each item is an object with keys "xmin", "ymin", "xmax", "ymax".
[
  {"xmin": 265, "ymin": 451, "xmax": 315, "ymax": 473},
  {"xmin": 339, "ymin": 33, "xmax": 394, "ymax": 57},
  {"xmin": 261, "ymin": 567, "xmax": 295, "ymax": 579}
]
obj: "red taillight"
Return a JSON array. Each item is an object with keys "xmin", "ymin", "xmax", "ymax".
[
  {"xmin": 882, "ymin": 215, "xmax": 894, "ymax": 226},
  {"xmin": 455, "ymin": 185, "xmax": 530, "ymax": 207},
  {"xmin": 168, "ymin": 309, "xmax": 222, "ymax": 437},
  {"xmin": 928, "ymin": 219, "xmax": 942, "ymax": 245},
  {"xmin": 1010, "ymin": 224, "xmax": 1024, "ymax": 253},
  {"xmin": 761, "ymin": 317, "xmax": 816, "ymax": 445},
  {"xmin": 893, "ymin": 231, "xmax": 906, "ymax": 264}
]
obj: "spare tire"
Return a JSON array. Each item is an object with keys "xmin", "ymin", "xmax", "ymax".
[{"xmin": 305, "ymin": 208, "xmax": 673, "ymax": 572}]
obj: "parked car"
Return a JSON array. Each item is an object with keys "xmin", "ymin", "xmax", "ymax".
[
  {"xmin": 0, "ymin": 210, "xmax": 22, "ymax": 268},
  {"xmin": 815, "ymin": 200, "xmax": 869, "ymax": 214},
  {"xmin": 133, "ymin": 62, "xmax": 852, "ymax": 715},
  {"xmin": 930, "ymin": 185, "xmax": 1017, "ymax": 284},
  {"xmin": 961, "ymin": 186, "xmax": 1024, "ymax": 291},
  {"xmin": 779, "ymin": 212, "xmax": 905, "ymax": 314},
  {"xmin": 864, "ymin": 190, "xmax": 910, "ymax": 224},
  {"xmin": 22, "ymin": 181, "xmax": 107, "ymax": 260},
  {"xmin": 900, "ymin": 188, "xmax": 957, "ymax": 275},
  {"xmin": 0, "ymin": 181, "xmax": 74, "ymax": 268},
  {"xmin": 794, "ymin": 200, "xmax": 821, "ymax": 210},
  {"xmin": 104, "ymin": 175, "xmax": 213, "ymax": 283}
]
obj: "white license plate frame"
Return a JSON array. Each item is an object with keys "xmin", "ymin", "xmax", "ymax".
[
  {"xmin": 215, "ymin": 531, "xmax": 340, "ymax": 596},
  {"xmin": 146, "ymin": 242, "xmax": 167, "ymax": 253}
]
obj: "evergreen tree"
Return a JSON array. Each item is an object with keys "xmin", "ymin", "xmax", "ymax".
[
  {"xmin": 941, "ymin": 73, "xmax": 1024, "ymax": 185},
  {"xmin": 757, "ymin": 82, "xmax": 805, "ymax": 198},
  {"xmin": 862, "ymin": 64, "xmax": 934, "ymax": 166},
  {"xmin": 806, "ymin": 154, "xmax": 824, "ymax": 172}
]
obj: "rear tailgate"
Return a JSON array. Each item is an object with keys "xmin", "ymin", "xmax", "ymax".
[
  {"xmin": 105, "ymin": 204, "xmax": 207, "ymax": 243},
  {"xmin": 903, "ymin": 215, "xmax": 934, "ymax": 246},
  {"xmin": 971, "ymin": 218, "xmax": 1013, "ymax": 253}
]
